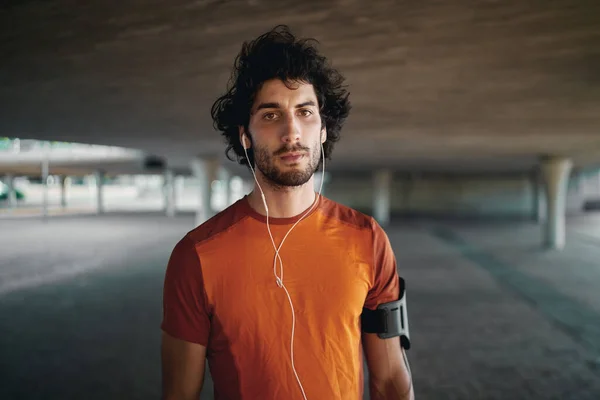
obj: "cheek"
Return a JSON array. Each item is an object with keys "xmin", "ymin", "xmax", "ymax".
[
  {"xmin": 308, "ymin": 116, "xmax": 323, "ymax": 129},
  {"xmin": 301, "ymin": 119, "xmax": 323, "ymax": 139}
]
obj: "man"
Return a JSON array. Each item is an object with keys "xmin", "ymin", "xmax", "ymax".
[{"xmin": 161, "ymin": 25, "xmax": 413, "ymax": 400}]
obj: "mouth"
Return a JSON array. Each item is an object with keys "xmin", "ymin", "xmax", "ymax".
[{"xmin": 279, "ymin": 152, "xmax": 305, "ymax": 163}]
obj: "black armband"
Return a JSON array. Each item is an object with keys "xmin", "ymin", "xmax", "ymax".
[{"xmin": 361, "ymin": 277, "xmax": 411, "ymax": 349}]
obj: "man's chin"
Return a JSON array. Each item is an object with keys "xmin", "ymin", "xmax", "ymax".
[
  {"xmin": 256, "ymin": 158, "xmax": 317, "ymax": 188},
  {"xmin": 270, "ymin": 170, "xmax": 312, "ymax": 188}
]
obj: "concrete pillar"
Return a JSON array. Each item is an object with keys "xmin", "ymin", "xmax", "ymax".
[
  {"xmin": 218, "ymin": 167, "xmax": 232, "ymax": 207},
  {"xmin": 191, "ymin": 158, "xmax": 219, "ymax": 226},
  {"xmin": 540, "ymin": 156, "xmax": 573, "ymax": 250},
  {"xmin": 60, "ymin": 176, "xmax": 69, "ymax": 208},
  {"xmin": 537, "ymin": 180, "xmax": 546, "ymax": 222},
  {"xmin": 531, "ymin": 171, "xmax": 545, "ymax": 223},
  {"xmin": 4, "ymin": 174, "xmax": 17, "ymax": 209},
  {"xmin": 41, "ymin": 155, "xmax": 49, "ymax": 220},
  {"xmin": 229, "ymin": 176, "xmax": 244, "ymax": 203},
  {"xmin": 87, "ymin": 174, "xmax": 96, "ymax": 206},
  {"xmin": 373, "ymin": 168, "xmax": 392, "ymax": 226},
  {"xmin": 243, "ymin": 178, "xmax": 254, "ymax": 195},
  {"xmin": 95, "ymin": 170, "xmax": 105, "ymax": 215},
  {"xmin": 164, "ymin": 169, "xmax": 176, "ymax": 217},
  {"xmin": 175, "ymin": 176, "xmax": 185, "ymax": 207},
  {"xmin": 313, "ymin": 172, "xmax": 329, "ymax": 195}
]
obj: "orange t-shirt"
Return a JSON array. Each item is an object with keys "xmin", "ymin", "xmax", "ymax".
[{"xmin": 161, "ymin": 195, "xmax": 400, "ymax": 400}]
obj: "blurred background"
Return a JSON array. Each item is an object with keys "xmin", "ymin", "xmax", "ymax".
[{"xmin": 2, "ymin": 1, "xmax": 600, "ymax": 399}]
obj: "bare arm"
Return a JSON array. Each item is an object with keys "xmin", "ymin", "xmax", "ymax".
[
  {"xmin": 362, "ymin": 333, "xmax": 414, "ymax": 400},
  {"xmin": 161, "ymin": 332, "xmax": 207, "ymax": 400}
]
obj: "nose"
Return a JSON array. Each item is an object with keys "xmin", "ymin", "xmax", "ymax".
[{"xmin": 281, "ymin": 114, "xmax": 301, "ymax": 145}]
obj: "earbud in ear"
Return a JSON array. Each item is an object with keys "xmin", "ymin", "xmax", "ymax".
[{"xmin": 242, "ymin": 134, "xmax": 249, "ymax": 150}]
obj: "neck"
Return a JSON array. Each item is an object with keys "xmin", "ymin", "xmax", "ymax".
[{"xmin": 247, "ymin": 173, "xmax": 318, "ymax": 218}]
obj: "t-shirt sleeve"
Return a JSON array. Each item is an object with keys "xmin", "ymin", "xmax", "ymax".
[
  {"xmin": 161, "ymin": 235, "xmax": 211, "ymax": 346},
  {"xmin": 364, "ymin": 217, "xmax": 400, "ymax": 310}
]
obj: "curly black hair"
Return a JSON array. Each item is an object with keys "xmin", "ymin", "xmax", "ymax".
[{"xmin": 210, "ymin": 25, "xmax": 351, "ymax": 167}]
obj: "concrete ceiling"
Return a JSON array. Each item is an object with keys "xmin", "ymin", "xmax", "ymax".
[{"xmin": 1, "ymin": 0, "xmax": 600, "ymax": 175}]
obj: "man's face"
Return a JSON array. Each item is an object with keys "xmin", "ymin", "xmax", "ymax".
[{"xmin": 243, "ymin": 79, "xmax": 325, "ymax": 189}]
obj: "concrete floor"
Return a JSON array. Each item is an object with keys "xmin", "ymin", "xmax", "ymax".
[{"xmin": 1, "ymin": 212, "xmax": 600, "ymax": 399}]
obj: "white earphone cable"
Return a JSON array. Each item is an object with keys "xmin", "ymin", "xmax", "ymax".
[{"xmin": 243, "ymin": 138, "xmax": 325, "ymax": 400}]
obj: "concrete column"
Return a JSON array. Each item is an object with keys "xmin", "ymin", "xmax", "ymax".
[
  {"xmin": 95, "ymin": 170, "xmax": 105, "ymax": 215},
  {"xmin": 60, "ymin": 176, "xmax": 69, "ymax": 208},
  {"xmin": 373, "ymin": 168, "xmax": 392, "ymax": 226},
  {"xmin": 191, "ymin": 158, "xmax": 219, "ymax": 226},
  {"xmin": 4, "ymin": 174, "xmax": 17, "ymax": 209},
  {"xmin": 164, "ymin": 169, "xmax": 176, "ymax": 217},
  {"xmin": 218, "ymin": 167, "xmax": 232, "ymax": 207},
  {"xmin": 229, "ymin": 176, "xmax": 244, "ymax": 203},
  {"xmin": 313, "ymin": 172, "xmax": 329, "ymax": 195},
  {"xmin": 175, "ymin": 176, "xmax": 185, "ymax": 207},
  {"xmin": 243, "ymin": 178, "xmax": 254, "ymax": 195},
  {"xmin": 537, "ymin": 180, "xmax": 546, "ymax": 222},
  {"xmin": 41, "ymin": 155, "xmax": 49, "ymax": 220},
  {"xmin": 87, "ymin": 174, "xmax": 96, "ymax": 206},
  {"xmin": 531, "ymin": 171, "xmax": 545, "ymax": 223},
  {"xmin": 540, "ymin": 156, "xmax": 573, "ymax": 250}
]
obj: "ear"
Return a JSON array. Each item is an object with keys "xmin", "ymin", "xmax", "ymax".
[
  {"xmin": 239, "ymin": 126, "xmax": 251, "ymax": 150},
  {"xmin": 320, "ymin": 128, "xmax": 327, "ymax": 144}
]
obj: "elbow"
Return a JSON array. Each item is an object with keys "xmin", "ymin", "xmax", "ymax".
[{"xmin": 369, "ymin": 371, "xmax": 414, "ymax": 400}]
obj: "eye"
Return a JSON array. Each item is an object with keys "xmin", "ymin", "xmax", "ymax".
[
  {"xmin": 262, "ymin": 112, "xmax": 278, "ymax": 121},
  {"xmin": 299, "ymin": 109, "xmax": 313, "ymax": 117}
]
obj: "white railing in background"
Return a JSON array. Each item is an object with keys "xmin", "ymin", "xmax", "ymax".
[
  {"xmin": 0, "ymin": 138, "xmax": 144, "ymax": 165},
  {"xmin": 0, "ymin": 137, "xmax": 142, "ymax": 158}
]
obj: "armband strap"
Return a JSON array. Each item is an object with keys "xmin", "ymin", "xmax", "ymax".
[{"xmin": 361, "ymin": 277, "xmax": 411, "ymax": 349}]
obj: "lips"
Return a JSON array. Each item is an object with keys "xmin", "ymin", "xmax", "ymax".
[{"xmin": 280, "ymin": 152, "xmax": 305, "ymax": 162}]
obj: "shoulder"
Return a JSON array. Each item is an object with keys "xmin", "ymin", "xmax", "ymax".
[
  {"xmin": 318, "ymin": 196, "xmax": 376, "ymax": 232},
  {"xmin": 318, "ymin": 197, "xmax": 392, "ymax": 255},
  {"xmin": 185, "ymin": 198, "xmax": 249, "ymax": 248},
  {"xmin": 167, "ymin": 199, "xmax": 250, "ymax": 271}
]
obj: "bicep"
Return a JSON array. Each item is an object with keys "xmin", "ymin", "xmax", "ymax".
[{"xmin": 161, "ymin": 331, "xmax": 207, "ymax": 400}]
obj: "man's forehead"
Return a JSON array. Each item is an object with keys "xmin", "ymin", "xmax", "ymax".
[{"xmin": 253, "ymin": 79, "xmax": 318, "ymax": 107}]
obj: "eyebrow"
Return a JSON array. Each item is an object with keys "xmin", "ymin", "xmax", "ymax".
[{"xmin": 255, "ymin": 101, "xmax": 317, "ymax": 111}]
